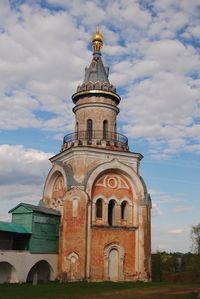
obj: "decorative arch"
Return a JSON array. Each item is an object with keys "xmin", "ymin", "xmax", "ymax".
[
  {"xmin": 0, "ymin": 262, "xmax": 18, "ymax": 284},
  {"xmin": 43, "ymin": 163, "xmax": 68, "ymax": 199},
  {"xmin": 104, "ymin": 243, "xmax": 125, "ymax": 281},
  {"xmin": 42, "ymin": 162, "xmax": 76, "ymax": 211},
  {"xmin": 26, "ymin": 260, "xmax": 53, "ymax": 283},
  {"xmin": 85, "ymin": 159, "xmax": 145, "ymax": 200},
  {"xmin": 89, "ymin": 161, "xmax": 140, "ymax": 226}
]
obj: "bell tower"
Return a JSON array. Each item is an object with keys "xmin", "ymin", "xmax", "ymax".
[
  {"xmin": 43, "ymin": 27, "xmax": 151, "ymax": 282},
  {"xmin": 62, "ymin": 27, "xmax": 128, "ymax": 152}
]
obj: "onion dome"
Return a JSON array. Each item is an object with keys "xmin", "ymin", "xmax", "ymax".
[{"xmin": 92, "ymin": 26, "xmax": 103, "ymax": 53}]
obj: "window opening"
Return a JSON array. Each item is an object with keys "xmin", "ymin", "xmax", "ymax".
[
  {"xmin": 96, "ymin": 198, "xmax": 103, "ymax": 218},
  {"xmin": 108, "ymin": 200, "xmax": 115, "ymax": 225},
  {"xmin": 103, "ymin": 120, "xmax": 108, "ymax": 139},
  {"xmin": 87, "ymin": 119, "xmax": 93, "ymax": 140},
  {"xmin": 121, "ymin": 201, "xmax": 127, "ymax": 220}
]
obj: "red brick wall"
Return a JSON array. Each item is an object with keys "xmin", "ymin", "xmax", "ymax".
[
  {"xmin": 91, "ymin": 228, "xmax": 136, "ymax": 280},
  {"xmin": 59, "ymin": 189, "xmax": 88, "ymax": 280}
]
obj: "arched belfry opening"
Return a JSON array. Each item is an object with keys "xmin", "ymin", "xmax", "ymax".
[
  {"xmin": 108, "ymin": 199, "xmax": 116, "ymax": 226},
  {"xmin": 91, "ymin": 171, "xmax": 134, "ymax": 228},
  {"xmin": 121, "ymin": 201, "xmax": 128, "ymax": 220},
  {"xmin": 96, "ymin": 198, "xmax": 103, "ymax": 218}
]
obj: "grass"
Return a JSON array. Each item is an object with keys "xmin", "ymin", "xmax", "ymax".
[{"xmin": 0, "ymin": 281, "xmax": 199, "ymax": 299}]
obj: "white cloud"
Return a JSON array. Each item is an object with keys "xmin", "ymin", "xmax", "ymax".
[
  {"xmin": 0, "ymin": 2, "xmax": 89, "ymax": 131},
  {"xmin": 173, "ymin": 205, "xmax": 194, "ymax": 213},
  {"xmin": 168, "ymin": 229, "xmax": 185, "ymax": 234},
  {"xmin": 0, "ymin": 144, "xmax": 52, "ymax": 185},
  {"xmin": 152, "ymin": 202, "xmax": 163, "ymax": 217},
  {"xmin": 150, "ymin": 189, "xmax": 184, "ymax": 204},
  {"xmin": 0, "ymin": 0, "xmax": 200, "ymax": 157},
  {"xmin": 0, "ymin": 144, "xmax": 53, "ymax": 220},
  {"xmin": 120, "ymin": 69, "xmax": 200, "ymax": 157}
]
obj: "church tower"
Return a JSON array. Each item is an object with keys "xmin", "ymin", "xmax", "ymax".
[{"xmin": 43, "ymin": 27, "xmax": 151, "ymax": 282}]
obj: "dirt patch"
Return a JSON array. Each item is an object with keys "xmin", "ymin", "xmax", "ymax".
[{"xmin": 89, "ymin": 286, "xmax": 200, "ymax": 299}]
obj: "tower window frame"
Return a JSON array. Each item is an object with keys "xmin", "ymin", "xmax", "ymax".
[
  {"xmin": 87, "ymin": 119, "xmax": 93, "ymax": 140},
  {"xmin": 96, "ymin": 198, "xmax": 103, "ymax": 219},
  {"xmin": 103, "ymin": 120, "xmax": 108, "ymax": 140}
]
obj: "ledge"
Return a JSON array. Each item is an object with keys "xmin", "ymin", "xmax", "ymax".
[{"xmin": 91, "ymin": 224, "xmax": 138, "ymax": 231}]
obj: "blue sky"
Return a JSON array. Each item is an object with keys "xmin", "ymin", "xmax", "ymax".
[{"xmin": 0, "ymin": 0, "xmax": 200, "ymax": 253}]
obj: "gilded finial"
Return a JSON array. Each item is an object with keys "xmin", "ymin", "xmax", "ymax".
[{"xmin": 92, "ymin": 26, "xmax": 103, "ymax": 53}]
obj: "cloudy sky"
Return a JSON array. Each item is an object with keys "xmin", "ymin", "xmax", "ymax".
[{"xmin": 0, "ymin": 0, "xmax": 200, "ymax": 253}]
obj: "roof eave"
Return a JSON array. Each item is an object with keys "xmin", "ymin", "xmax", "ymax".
[{"xmin": 72, "ymin": 90, "xmax": 121, "ymax": 105}]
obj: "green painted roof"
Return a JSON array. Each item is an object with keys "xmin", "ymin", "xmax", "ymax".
[
  {"xmin": 9, "ymin": 203, "xmax": 61, "ymax": 216},
  {"xmin": 0, "ymin": 221, "xmax": 31, "ymax": 234}
]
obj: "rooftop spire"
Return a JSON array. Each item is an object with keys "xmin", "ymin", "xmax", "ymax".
[
  {"xmin": 92, "ymin": 26, "xmax": 103, "ymax": 53},
  {"xmin": 73, "ymin": 26, "xmax": 121, "ymax": 105}
]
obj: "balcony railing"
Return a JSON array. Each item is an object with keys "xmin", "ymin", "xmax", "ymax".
[{"xmin": 63, "ymin": 130, "xmax": 128, "ymax": 146}]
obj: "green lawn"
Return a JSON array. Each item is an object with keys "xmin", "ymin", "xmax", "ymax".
[{"xmin": 0, "ymin": 281, "xmax": 199, "ymax": 299}]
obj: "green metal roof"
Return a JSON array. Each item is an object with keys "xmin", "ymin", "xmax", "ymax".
[
  {"xmin": 0, "ymin": 221, "xmax": 31, "ymax": 234},
  {"xmin": 9, "ymin": 203, "xmax": 61, "ymax": 216}
]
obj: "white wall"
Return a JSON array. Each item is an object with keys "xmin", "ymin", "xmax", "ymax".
[{"xmin": 0, "ymin": 251, "xmax": 58, "ymax": 283}]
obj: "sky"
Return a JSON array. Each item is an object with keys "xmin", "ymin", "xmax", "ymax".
[{"xmin": 0, "ymin": 0, "xmax": 200, "ymax": 253}]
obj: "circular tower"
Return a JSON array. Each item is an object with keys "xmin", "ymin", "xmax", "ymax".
[{"xmin": 62, "ymin": 27, "xmax": 128, "ymax": 152}]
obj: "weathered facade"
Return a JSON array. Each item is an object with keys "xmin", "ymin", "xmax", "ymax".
[{"xmin": 43, "ymin": 28, "xmax": 152, "ymax": 282}]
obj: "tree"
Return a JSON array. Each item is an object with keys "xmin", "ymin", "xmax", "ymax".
[
  {"xmin": 191, "ymin": 224, "xmax": 200, "ymax": 254},
  {"xmin": 191, "ymin": 224, "xmax": 200, "ymax": 280},
  {"xmin": 151, "ymin": 252, "xmax": 163, "ymax": 281}
]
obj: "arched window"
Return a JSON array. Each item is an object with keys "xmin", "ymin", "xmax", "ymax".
[
  {"xmin": 87, "ymin": 119, "xmax": 93, "ymax": 140},
  {"xmin": 121, "ymin": 201, "xmax": 128, "ymax": 220},
  {"xmin": 96, "ymin": 198, "xmax": 103, "ymax": 218},
  {"xmin": 108, "ymin": 199, "xmax": 116, "ymax": 226},
  {"xmin": 103, "ymin": 120, "xmax": 108, "ymax": 139}
]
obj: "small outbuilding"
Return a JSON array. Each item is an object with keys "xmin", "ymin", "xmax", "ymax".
[{"xmin": 0, "ymin": 203, "xmax": 60, "ymax": 284}]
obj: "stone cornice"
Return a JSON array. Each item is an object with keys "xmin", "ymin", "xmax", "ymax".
[{"xmin": 50, "ymin": 145, "xmax": 143, "ymax": 163}]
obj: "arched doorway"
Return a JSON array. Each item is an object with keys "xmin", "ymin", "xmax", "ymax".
[
  {"xmin": 104, "ymin": 244, "xmax": 125, "ymax": 281},
  {"xmin": 26, "ymin": 260, "xmax": 52, "ymax": 283},
  {"xmin": 0, "ymin": 262, "xmax": 18, "ymax": 284},
  {"xmin": 108, "ymin": 249, "xmax": 119, "ymax": 281}
]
